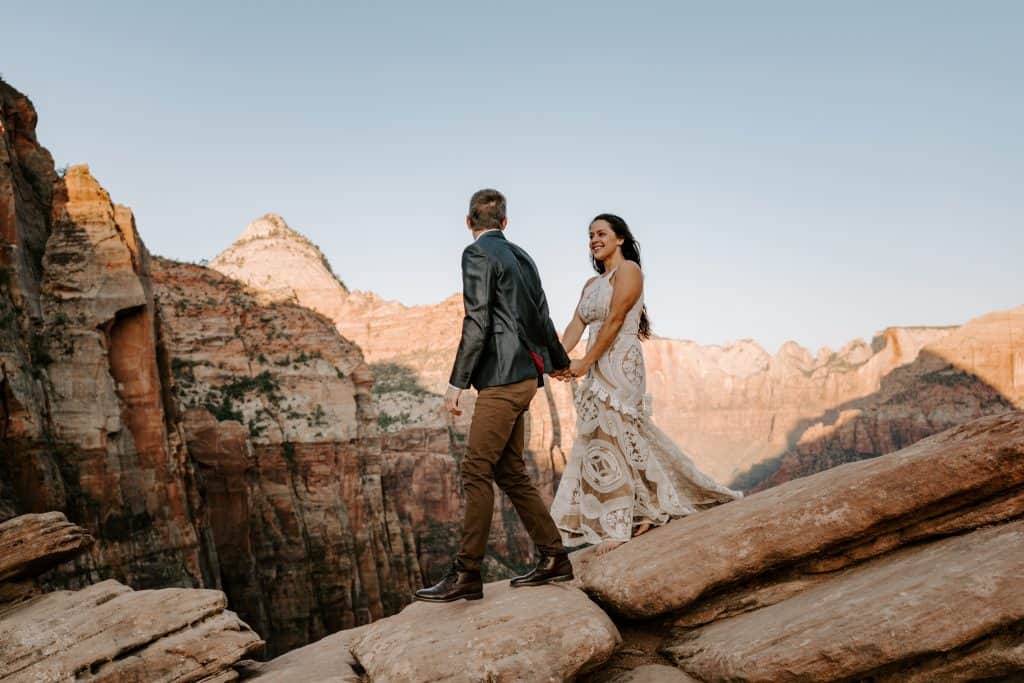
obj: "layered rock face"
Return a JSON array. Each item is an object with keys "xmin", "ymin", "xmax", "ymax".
[
  {"xmin": 0, "ymin": 80, "xmax": 60, "ymax": 519},
  {"xmin": 152, "ymin": 257, "xmax": 422, "ymax": 654},
  {"xmin": 739, "ymin": 309, "xmax": 1022, "ymax": 490},
  {"xmin": 260, "ymin": 412, "xmax": 1024, "ymax": 682},
  {"xmin": 0, "ymin": 82, "xmax": 458, "ymax": 659},
  {"xmin": 1, "ymin": 81, "xmax": 217, "ymax": 594},
  {"xmin": 0, "ymin": 511, "xmax": 262, "ymax": 682},
  {"xmin": 585, "ymin": 411, "xmax": 1024, "ymax": 682}
]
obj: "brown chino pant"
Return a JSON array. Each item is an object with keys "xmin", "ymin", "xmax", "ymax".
[{"xmin": 456, "ymin": 377, "xmax": 566, "ymax": 572}]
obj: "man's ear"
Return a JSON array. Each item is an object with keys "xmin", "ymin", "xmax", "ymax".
[
  {"xmin": 466, "ymin": 216, "xmax": 473, "ymax": 230},
  {"xmin": 501, "ymin": 217, "xmax": 508, "ymax": 229}
]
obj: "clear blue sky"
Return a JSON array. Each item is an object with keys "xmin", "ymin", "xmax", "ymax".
[{"xmin": 5, "ymin": 1, "xmax": 1021, "ymax": 352}]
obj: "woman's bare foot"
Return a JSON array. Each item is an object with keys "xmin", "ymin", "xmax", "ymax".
[
  {"xmin": 633, "ymin": 523, "xmax": 653, "ymax": 538},
  {"xmin": 594, "ymin": 540, "xmax": 626, "ymax": 556}
]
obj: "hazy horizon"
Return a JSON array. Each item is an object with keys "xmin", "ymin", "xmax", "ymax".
[{"xmin": 4, "ymin": 1, "xmax": 1021, "ymax": 351}]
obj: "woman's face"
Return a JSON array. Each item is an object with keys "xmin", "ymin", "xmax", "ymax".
[{"xmin": 589, "ymin": 220, "xmax": 623, "ymax": 263}]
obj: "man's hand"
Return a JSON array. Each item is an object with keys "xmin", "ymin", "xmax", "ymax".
[
  {"xmin": 549, "ymin": 368, "xmax": 571, "ymax": 382},
  {"xmin": 445, "ymin": 385, "xmax": 463, "ymax": 416}
]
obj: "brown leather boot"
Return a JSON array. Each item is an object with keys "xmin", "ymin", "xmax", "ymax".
[
  {"xmin": 414, "ymin": 565, "xmax": 484, "ymax": 602},
  {"xmin": 509, "ymin": 553, "xmax": 574, "ymax": 588}
]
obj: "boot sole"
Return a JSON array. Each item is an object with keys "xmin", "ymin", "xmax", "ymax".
[
  {"xmin": 413, "ymin": 591, "xmax": 484, "ymax": 603},
  {"xmin": 510, "ymin": 573, "xmax": 574, "ymax": 588}
]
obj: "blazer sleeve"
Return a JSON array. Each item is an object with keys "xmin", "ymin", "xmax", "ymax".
[
  {"xmin": 449, "ymin": 246, "xmax": 495, "ymax": 389},
  {"xmin": 537, "ymin": 286, "xmax": 570, "ymax": 372}
]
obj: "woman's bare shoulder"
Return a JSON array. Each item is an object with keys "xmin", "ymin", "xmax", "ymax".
[{"xmin": 618, "ymin": 260, "xmax": 642, "ymax": 276}]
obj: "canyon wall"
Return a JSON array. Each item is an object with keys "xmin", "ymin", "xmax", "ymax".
[{"xmin": 0, "ymin": 81, "xmax": 470, "ymax": 657}]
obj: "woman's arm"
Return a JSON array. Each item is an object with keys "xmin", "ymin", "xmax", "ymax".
[
  {"xmin": 561, "ymin": 313, "xmax": 586, "ymax": 355},
  {"xmin": 570, "ymin": 263, "xmax": 643, "ymax": 376},
  {"xmin": 560, "ymin": 276, "xmax": 598, "ymax": 354}
]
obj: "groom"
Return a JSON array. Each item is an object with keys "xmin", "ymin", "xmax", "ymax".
[{"xmin": 415, "ymin": 189, "xmax": 574, "ymax": 602}]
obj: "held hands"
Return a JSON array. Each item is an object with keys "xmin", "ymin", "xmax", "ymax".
[
  {"xmin": 550, "ymin": 359, "xmax": 591, "ymax": 381},
  {"xmin": 445, "ymin": 385, "xmax": 463, "ymax": 416}
]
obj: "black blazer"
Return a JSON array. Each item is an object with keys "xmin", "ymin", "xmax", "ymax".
[{"xmin": 449, "ymin": 231, "xmax": 570, "ymax": 391}]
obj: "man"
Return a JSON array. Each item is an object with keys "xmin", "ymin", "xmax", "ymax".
[{"xmin": 414, "ymin": 189, "xmax": 574, "ymax": 603}]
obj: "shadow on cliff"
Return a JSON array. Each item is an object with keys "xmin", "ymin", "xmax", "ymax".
[{"xmin": 729, "ymin": 349, "xmax": 1018, "ymax": 492}]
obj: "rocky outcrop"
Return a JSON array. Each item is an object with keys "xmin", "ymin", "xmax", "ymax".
[
  {"xmin": 663, "ymin": 519, "xmax": 1024, "ymax": 682},
  {"xmin": 210, "ymin": 213, "xmax": 350, "ymax": 323},
  {"xmin": 582, "ymin": 412, "xmax": 1024, "ymax": 619},
  {"xmin": 253, "ymin": 412, "xmax": 1023, "ymax": 681},
  {"xmin": 585, "ymin": 411, "xmax": 1024, "ymax": 681},
  {"xmin": 0, "ymin": 81, "xmax": 457, "ymax": 659},
  {"xmin": 747, "ymin": 307, "xmax": 1023, "ymax": 490},
  {"xmin": 2, "ymin": 580, "xmax": 263, "ymax": 683},
  {"xmin": 0, "ymin": 513, "xmax": 262, "ymax": 683},
  {"xmin": 0, "ymin": 122, "xmax": 217, "ymax": 593},
  {"xmin": 0, "ymin": 511, "xmax": 91, "ymax": 582},
  {"xmin": 351, "ymin": 581, "xmax": 621, "ymax": 682},
  {"xmin": 1, "ymin": 80, "xmax": 61, "ymax": 521},
  {"xmin": 34, "ymin": 165, "xmax": 217, "ymax": 591},
  {"xmin": 241, "ymin": 624, "xmax": 371, "ymax": 682}
]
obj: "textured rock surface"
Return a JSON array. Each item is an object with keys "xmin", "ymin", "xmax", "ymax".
[
  {"xmin": 210, "ymin": 212, "xmax": 351, "ymax": 332},
  {"xmin": 243, "ymin": 623, "xmax": 371, "ymax": 682},
  {"xmin": 0, "ymin": 154, "xmax": 217, "ymax": 593},
  {"xmin": 0, "ymin": 512, "xmax": 262, "ymax": 683},
  {"xmin": 1, "ymin": 80, "xmax": 63, "ymax": 518},
  {"xmin": 351, "ymin": 581, "xmax": 621, "ymax": 682},
  {"xmin": 35, "ymin": 166, "xmax": 217, "ymax": 590},
  {"xmin": 0, "ymin": 511, "xmax": 92, "ymax": 582},
  {"xmin": 0, "ymin": 578, "xmax": 262, "ymax": 683},
  {"xmin": 665, "ymin": 519, "xmax": 1024, "ymax": 682},
  {"xmin": 582, "ymin": 411, "xmax": 1024, "ymax": 619},
  {"xmin": 608, "ymin": 665, "xmax": 702, "ymax": 683}
]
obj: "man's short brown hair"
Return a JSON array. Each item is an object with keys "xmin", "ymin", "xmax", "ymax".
[{"xmin": 468, "ymin": 189, "xmax": 506, "ymax": 230}]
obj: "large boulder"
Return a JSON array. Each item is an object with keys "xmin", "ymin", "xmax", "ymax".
[
  {"xmin": 0, "ymin": 579, "xmax": 262, "ymax": 682},
  {"xmin": 0, "ymin": 511, "xmax": 92, "ymax": 582},
  {"xmin": 350, "ymin": 581, "xmax": 621, "ymax": 682},
  {"xmin": 582, "ymin": 412, "xmax": 1024, "ymax": 619},
  {"xmin": 664, "ymin": 518, "xmax": 1024, "ymax": 682}
]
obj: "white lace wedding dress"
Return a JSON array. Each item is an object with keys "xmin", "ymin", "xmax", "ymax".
[{"xmin": 551, "ymin": 268, "xmax": 742, "ymax": 546}]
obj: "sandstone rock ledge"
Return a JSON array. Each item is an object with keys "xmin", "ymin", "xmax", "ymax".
[
  {"xmin": 582, "ymin": 411, "xmax": 1024, "ymax": 619},
  {"xmin": 664, "ymin": 518, "xmax": 1024, "ymax": 682},
  {"xmin": 242, "ymin": 624, "xmax": 371, "ymax": 682},
  {"xmin": 0, "ymin": 513, "xmax": 263, "ymax": 683},
  {"xmin": 0, "ymin": 511, "xmax": 92, "ymax": 583},
  {"xmin": 350, "ymin": 581, "xmax": 621, "ymax": 682}
]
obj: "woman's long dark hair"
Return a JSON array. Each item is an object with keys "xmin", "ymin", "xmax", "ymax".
[{"xmin": 590, "ymin": 213, "xmax": 652, "ymax": 340}]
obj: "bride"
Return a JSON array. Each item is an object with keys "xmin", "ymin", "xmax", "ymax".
[{"xmin": 550, "ymin": 214, "xmax": 742, "ymax": 555}]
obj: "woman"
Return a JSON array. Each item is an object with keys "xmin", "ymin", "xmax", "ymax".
[{"xmin": 550, "ymin": 214, "xmax": 742, "ymax": 555}]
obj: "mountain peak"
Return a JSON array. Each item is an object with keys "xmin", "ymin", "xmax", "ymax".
[
  {"xmin": 210, "ymin": 214, "xmax": 349, "ymax": 307},
  {"xmin": 236, "ymin": 213, "xmax": 312, "ymax": 246}
]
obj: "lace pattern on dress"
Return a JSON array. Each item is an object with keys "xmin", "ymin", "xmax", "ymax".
[{"xmin": 551, "ymin": 271, "xmax": 742, "ymax": 546}]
